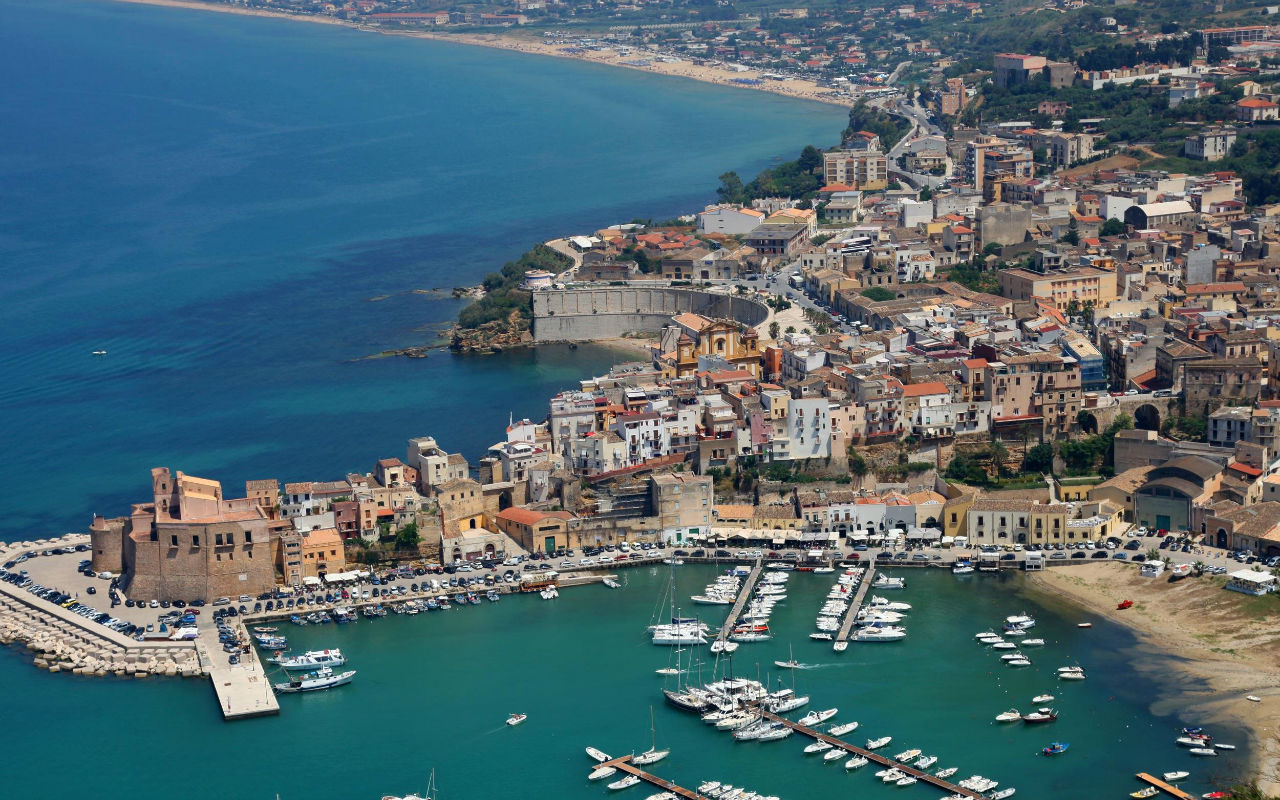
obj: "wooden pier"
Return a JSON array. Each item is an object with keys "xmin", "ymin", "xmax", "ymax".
[
  {"xmin": 834, "ymin": 564, "xmax": 875, "ymax": 648},
  {"xmin": 1136, "ymin": 772, "xmax": 1196, "ymax": 800},
  {"xmin": 757, "ymin": 710, "xmax": 986, "ymax": 799},
  {"xmin": 715, "ymin": 560, "xmax": 764, "ymax": 644},
  {"xmin": 592, "ymin": 755, "xmax": 707, "ymax": 799}
]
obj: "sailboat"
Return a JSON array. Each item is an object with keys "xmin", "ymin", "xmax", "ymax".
[
  {"xmin": 773, "ymin": 643, "xmax": 801, "ymax": 670},
  {"xmin": 382, "ymin": 768, "xmax": 437, "ymax": 800},
  {"xmin": 631, "ymin": 706, "xmax": 670, "ymax": 766}
]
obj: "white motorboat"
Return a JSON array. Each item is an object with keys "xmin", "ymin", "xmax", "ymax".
[
  {"xmin": 872, "ymin": 575, "xmax": 905, "ymax": 590},
  {"xmin": 723, "ymin": 642, "xmax": 739, "ymax": 653},
  {"xmin": 1021, "ymin": 639, "xmax": 1045, "ymax": 647},
  {"xmin": 829, "ymin": 721, "xmax": 859, "ymax": 736},
  {"xmin": 855, "ymin": 626, "xmax": 906, "ymax": 642},
  {"xmin": 607, "ymin": 775, "xmax": 641, "ymax": 791},
  {"xmin": 646, "ymin": 794, "xmax": 677, "ymax": 800},
  {"xmin": 804, "ymin": 740, "xmax": 833, "ymax": 754},
  {"xmin": 603, "ymin": 578, "xmax": 621, "ymax": 589},
  {"xmin": 867, "ymin": 736, "xmax": 892, "ymax": 750},
  {"xmin": 991, "ymin": 641, "xmax": 1017, "ymax": 650},
  {"xmin": 1189, "ymin": 748, "xmax": 1218, "ymax": 757},
  {"xmin": 691, "ymin": 594, "xmax": 734, "ymax": 605},
  {"xmin": 1004, "ymin": 628, "xmax": 1026, "ymax": 637},
  {"xmin": 1058, "ymin": 671, "xmax": 1086, "ymax": 681},
  {"xmin": 586, "ymin": 747, "xmax": 611, "ymax": 763},
  {"xmin": 868, "ymin": 596, "xmax": 911, "ymax": 610},
  {"xmin": 959, "ymin": 776, "xmax": 998, "ymax": 792},
  {"xmin": 1057, "ymin": 666, "xmax": 1085, "ymax": 673},
  {"xmin": 979, "ymin": 636, "xmax": 1004, "ymax": 645},
  {"xmin": 879, "ymin": 769, "xmax": 905, "ymax": 783},
  {"xmin": 269, "ymin": 648, "xmax": 346, "ymax": 670},
  {"xmin": 813, "ymin": 567, "xmax": 835, "ymax": 574},
  {"xmin": 952, "ymin": 565, "xmax": 974, "ymax": 575},
  {"xmin": 1004, "ymin": 613, "xmax": 1036, "ymax": 630},
  {"xmin": 916, "ymin": 755, "xmax": 937, "ymax": 769},
  {"xmin": 974, "ymin": 630, "xmax": 998, "ymax": 639},
  {"xmin": 844, "ymin": 756, "xmax": 868, "ymax": 770},
  {"xmin": 1163, "ymin": 772, "xmax": 1190, "ymax": 782},
  {"xmin": 989, "ymin": 788, "xmax": 1016, "ymax": 799},
  {"xmin": 798, "ymin": 708, "xmax": 838, "ymax": 726},
  {"xmin": 768, "ymin": 694, "xmax": 810, "ymax": 714},
  {"xmin": 589, "ymin": 766, "xmax": 618, "ymax": 781},
  {"xmin": 1176, "ymin": 737, "xmax": 1208, "ymax": 747},
  {"xmin": 896, "ymin": 777, "xmax": 918, "ymax": 787},
  {"xmin": 1214, "ymin": 743, "xmax": 1236, "ymax": 751},
  {"xmin": 1000, "ymin": 653, "xmax": 1026, "ymax": 661},
  {"xmin": 936, "ymin": 767, "xmax": 958, "ymax": 778},
  {"xmin": 823, "ymin": 748, "xmax": 847, "ymax": 762},
  {"xmin": 832, "ymin": 641, "xmax": 848, "ymax": 652},
  {"xmin": 655, "ymin": 667, "xmax": 680, "ymax": 676},
  {"xmin": 506, "ymin": 713, "xmax": 527, "ymax": 726},
  {"xmin": 894, "ymin": 749, "xmax": 922, "ymax": 762},
  {"xmin": 995, "ymin": 709, "xmax": 1021, "ymax": 722},
  {"xmin": 697, "ymin": 783, "xmax": 721, "ymax": 795},
  {"xmin": 1032, "ymin": 694, "xmax": 1055, "ymax": 703},
  {"xmin": 272, "ymin": 666, "xmax": 356, "ymax": 693},
  {"xmin": 662, "ymin": 558, "xmax": 683, "ymax": 566},
  {"xmin": 1007, "ymin": 658, "xmax": 1032, "ymax": 667},
  {"xmin": 809, "ymin": 633, "xmax": 834, "ymax": 641}
]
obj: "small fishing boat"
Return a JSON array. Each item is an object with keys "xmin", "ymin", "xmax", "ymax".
[
  {"xmin": 603, "ymin": 578, "xmax": 621, "ymax": 589},
  {"xmin": 989, "ymin": 789, "xmax": 1016, "ymax": 799},
  {"xmin": 1246, "ymin": 695, "xmax": 1262, "ymax": 702},
  {"xmin": 92, "ymin": 349, "xmax": 108, "ymax": 356},
  {"xmin": 506, "ymin": 713, "xmax": 527, "ymax": 726},
  {"xmin": 269, "ymin": 649, "xmax": 346, "ymax": 670},
  {"xmin": 252, "ymin": 626, "xmax": 279, "ymax": 633},
  {"xmin": 1117, "ymin": 600, "xmax": 1134, "ymax": 610},
  {"xmin": 809, "ymin": 633, "xmax": 834, "ymax": 641},
  {"xmin": 1213, "ymin": 743, "xmax": 1236, "ymax": 751},
  {"xmin": 655, "ymin": 667, "xmax": 680, "ymax": 676},
  {"xmin": 1177, "ymin": 737, "xmax": 1210, "ymax": 747},
  {"xmin": 1163, "ymin": 772, "xmax": 1190, "ymax": 782},
  {"xmin": 272, "ymin": 666, "xmax": 356, "ymax": 693},
  {"xmin": 1189, "ymin": 748, "xmax": 1218, "ymax": 757},
  {"xmin": 804, "ymin": 740, "xmax": 833, "ymax": 754},
  {"xmin": 1132, "ymin": 788, "xmax": 1159, "ymax": 799},
  {"xmin": 867, "ymin": 736, "xmax": 892, "ymax": 750},
  {"xmin": 586, "ymin": 747, "xmax": 611, "ymax": 763},
  {"xmin": 1041, "ymin": 742, "xmax": 1069, "ymax": 756},
  {"xmin": 1032, "ymin": 694, "xmax": 1055, "ymax": 704},
  {"xmin": 936, "ymin": 767, "xmax": 958, "ymax": 778}
]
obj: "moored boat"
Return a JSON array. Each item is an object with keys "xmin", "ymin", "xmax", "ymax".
[
  {"xmin": 607, "ymin": 775, "xmax": 641, "ymax": 791},
  {"xmin": 272, "ymin": 666, "xmax": 356, "ymax": 693},
  {"xmin": 1131, "ymin": 788, "xmax": 1159, "ymax": 798},
  {"xmin": 1163, "ymin": 772, "xmax": 1190, "ymax": 782},
  {"xmin": 269, "ymin": 648, "xmax": 346, "ymax": 670},
  {"xmin": 1041, "ymin": 742, "xmax": 1069, "ymax": 756},
  {"xmin": 586, "ymin": 747, "xmax": 611, "ymax": 763},
  {"xmin": 1021, "ymin": 708, "xmax": 1058, "ymax": 724},
  {"xmin": 867, "ymin": 736, "xmax": 892, "ymax": 750},
  {"xmin": 798, "ymin": 708, "xmax": 838, "ymax": 726},
  {"xmin": 589, "ymin": 766, "xmax": 618, "ymax": 781},
  {"xmin": 1189, "ymin": 748, "xmax": 1218, "ymax": 757},
  {"xmin": 996, "ymin": 709, "xmax": 1022, "ymax": 723}
]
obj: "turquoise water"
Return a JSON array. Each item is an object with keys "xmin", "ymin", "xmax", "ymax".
[
  {"xmin": 1, "ymin": 567, "xmax": 1249, "ymax": 798},
  {"xmin": 0, "ymin": 0, "xmax": 846, "ymax": 540}
]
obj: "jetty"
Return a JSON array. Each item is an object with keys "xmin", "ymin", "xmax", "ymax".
[
  {"xmin": 834, "ymin": 564, "xmax": 875, "ymax": 648},
  {"xmin": 197, "ymin": 624, "xmax": 279, "ymax": 721},
  {"xmin": 757, "ymin": 710, "xmax": 986, "ymax": 799},
  {"xmin": 1135, "ymin": 773, "xmax": 1196, "ymax": 800},
  {"xmin": 591, "ymin": 755, "xmax": 707, "ymax": 799},
  {"xmin": 714, "ymin": 560, "xmax": 764, "ymax": 645}
]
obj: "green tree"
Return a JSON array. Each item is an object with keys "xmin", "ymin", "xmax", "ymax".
[
  {"xmin": 848, "ymin": 449, "xmax": 868, "ymax": 478},
  {"xmin": 1100, "ymin": 218, "xmax": 1125, "ymax": 236},
  {"xmin": 394, "ymin": 522, "xmax": 420, "ymax": 550},
  {"xmin": 1023, "ymin": 443, "xmax": 1055, "ymax": 474},
  {"xmin": 797, "ymin": 145, "xmax": 823, "ymax": 174},
  {"xmin": 768, "ymin": 321, "xmax": 780, "ymax": 339},
  {"xmin": 717, "ymin": 171, "xmax": 746, "ymax": 204}
]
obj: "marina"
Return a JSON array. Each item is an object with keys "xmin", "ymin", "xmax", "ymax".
[
  {"xmin": 1135, "ymin": 772, "xmax": 1197, "ymax": 800},
  {"xmin": 713, "ymin": 561, "xmax": 765, "ymax": 647},
  {"xmin": 834, "ymin": 564, "xmax": 875, "ymax": 648}
]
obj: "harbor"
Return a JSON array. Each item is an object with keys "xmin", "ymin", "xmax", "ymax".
[
  {"xmin": 833, "ymin": 563, "xmax": 875, "ymax": 649},
  {"xmin": 713, "ymin": 561, "xmax": 764, "ymax": 647}
]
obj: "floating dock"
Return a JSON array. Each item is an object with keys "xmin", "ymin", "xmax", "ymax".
[
  {"xmin": 1136, "ymin": 772, "xmax": 1196, "ymax": 800},
  {"xmin": 757, "ymin": 710, "xmax": 986, "ymax": 799},
  {"xmin": 591, "ymin": 755, "xmax": 706, "ymax": 799},
  {"xmin": 714, "ymin": 560, "xmax": 764, "ymax": 645},
  {"xmin": 834, "ymin": 564, "xmax": 875, "ymax": 647}
]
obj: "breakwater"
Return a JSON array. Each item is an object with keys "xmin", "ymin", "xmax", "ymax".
[{"xmin": 532, "ymin": 287, "xmax": 770, "ymax": 342}]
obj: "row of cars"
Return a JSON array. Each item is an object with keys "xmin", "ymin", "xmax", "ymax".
[{"xmin": 0, "ymin": 567, "xmax": 145, "ymax": 638}]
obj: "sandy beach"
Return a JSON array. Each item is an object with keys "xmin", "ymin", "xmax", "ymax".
[
  {"xmin": 1027, "ymin": 563, "xmax": 1280, "ymax": 793},
  {"xmin": 108, "ymin": 0, "xmax": 853, "ymax": 108}
]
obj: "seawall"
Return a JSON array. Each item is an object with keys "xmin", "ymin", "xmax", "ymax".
[{"xmin": 532, "ymin": 287, "xmax": 769, "ymax": 342}]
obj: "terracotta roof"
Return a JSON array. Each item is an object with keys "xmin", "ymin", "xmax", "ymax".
[
  {"xmin": 496, "ymin": 507, "xmax": 553, "ymax": 526},
  {"xmin": 902, "ymin": 381, "xmax": 949, "ymax": 397}
]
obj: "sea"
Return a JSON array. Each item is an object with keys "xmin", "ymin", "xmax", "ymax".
[
  {"xmin": 0, "ymin": 0, "xmax": 846, "ymax": 541},
  {"xmin": 0, "ymin": 565, "xmax": 1250, "ymax": 799},
  {"xmin": 0, "ymin": 2, "xmax": 1247, "ymax": 798}
]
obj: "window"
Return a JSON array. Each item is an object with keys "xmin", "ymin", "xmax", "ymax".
[
  {"xmin": 171, "ymin": 535, "xmax": 178, "ymax": 547},
  {"xmin": 192, "ymin": 535, "xmax": 200, "ymax": 547},
  {"xmin": 244, "ymin": 531, "xmax": 252, "ymax": 544}
]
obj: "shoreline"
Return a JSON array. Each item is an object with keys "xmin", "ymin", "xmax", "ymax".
[
  {"xmin": 1024, "ymin": 564, "xmax": 1280, "ymax": 794},
  {"xmin": 106, "ymin": 0, "xmax": 853, "ymax": 108}
]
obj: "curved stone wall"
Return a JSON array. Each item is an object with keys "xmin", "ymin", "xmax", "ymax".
[{"xmin": 532, "ymin": 287, "xmax": 770, "ymax": 342}]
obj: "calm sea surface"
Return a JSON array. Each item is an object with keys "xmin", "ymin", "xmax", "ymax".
[
  {"xmin": 0, "ymin": 0, "xmax": 845, "ymax": 540},
  {"xmin": 0, "ymin": 567, "xmax": 1249, "ymax": 798}
]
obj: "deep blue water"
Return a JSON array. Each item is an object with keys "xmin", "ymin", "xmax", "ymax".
[{"xmin": 0, "ymin": 0, "xmax": 845, "ymax": 539}]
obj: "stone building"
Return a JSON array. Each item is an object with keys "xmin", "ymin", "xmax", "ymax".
[
  {"xmin": 90, "ymin": 468, "xmax": 279, "ymax": 603},
  {"xmin": 1182, "ymin": 358, "xmax": 1264, "ymax": 417}
]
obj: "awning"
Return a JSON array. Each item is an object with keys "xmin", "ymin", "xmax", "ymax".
[
  {"xmin": 771, "ymin": 537, "xmax": 786, "ymax": 546},
  {"xmin": 905, "ymin": 529, "xmax": 925, "ymax": 539},
  {"xmin": 848, "ymin": 533, "xmax": 868, "ymax": 541},
  {"xmin": 302, "ymin": 576, "xmax": 321, "ymax": 586},
  {"xmin": 807, "ymin": 549, "xmax": 824, "ymax": 558},
  {"xmin": 920, "ymin": 528, "xmax": 942, "ymax": 540}
]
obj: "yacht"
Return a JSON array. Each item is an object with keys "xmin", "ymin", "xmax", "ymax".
[
  {"xmin": 989, "ymin": 789, "xmax": 1016, "ymax": 799},
  {"xmin": 952, "ymin": 564, "xmax": 974, "ymax": 575},
  {"xmin": 774, "ymin": 645, "xmax": 801, "ymax": 670},
  {"xmin": 632, "ymin": 707, "xmax": 669, "ymax": 766},
  {"xmin": 1163, "ymin": 772, "xmax": 1190, "ymax": 782},
  {"xmin": 766, "ymin": 692, "xmax": 809, "ymax": 714},
  {"xmin": 896, "ymin": 776, "xmax": 918, "ymax": 787},
  {"xmin": 844, "ymin": 756, "xmax": 868, "ymax": 770},
  {"xmin": 991, "ymin": 641, "xmax": 1017, "ymax": 650},
  {"xmin": 936, "ymin": 767, "xmax": 958, "ymax": 778},
  {"xmin": 272, "ymin": 666, "xmax": 356, "ymax": 693},
  {"xmin": 995, "ymin": 709, "xmax": 1021, "ymax": 722},
  {"xmin": 1021, "ymin": 639, "xmax": 1045, "ymax": 647},
  {"xmin": 1004, "ymin": 613, "xmax": 1036, "ymax": 630},
  {"xmin": 959, "ymin": 776, "xmax": 999, "ymax": 792},
  {"xmin": 1021, "ymin": 708, "xmax": 1057, "ymax": 724},
  {"xmin": 755, "ymin": 725, "xmax": 793, "ymax": 741},
  {"xmin": 809, "ymin": 632, "xmax": 834, "ymax": 641},
  {"xmin": 916, "ymin": 755, "xmax": 937, "ymax": 769},
  {"xmin": 872, "ymin": 575, "xmax": 905, "ymax": 590},
  {"xmin": 893, "ymin": 749, "xmax": 922, "ymax": 762},
  {"xmin": 868, "ymin": 596, "xmax": 911, "ymax": 611},
  {"xmin": 804, "ymin": 740, "xmax": 833, "ymax": 754},
  {"xmin": 867, "ymin": 736, "xmax": 892, "ymax": 750},
  {"xmin": 692, "ymin": 594, "xmax": 734, "ymax": 605},
  {"xmin": 506, "ymin": 713, "xmax": 527, "ymax": 726},
  {"xmin": 269, "ymin": 649, "xmax": 346, "ymax": 670},
  {"xmin": 854, "ymin": 625, "xmax": 907, "ymax": 642},
  {"xmin": 1007, "ymin": 657, "xmax": 1032, "ymax": 667},
  {"xmin": 1031, "ymin": 694, "xmax": 1054, "ymax": 703},
  {"xmin": 652, "ymin": 626, "xmax": 707, "ymax": 646}
]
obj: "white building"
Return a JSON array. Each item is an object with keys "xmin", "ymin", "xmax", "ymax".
[{"xmin": 696, "ymin": 205, "xmax": 766, "ymax": 235}]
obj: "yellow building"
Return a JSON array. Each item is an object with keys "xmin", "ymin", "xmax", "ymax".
[
  {"xmin": 997, "ymin": 266, "xmax": 1118, "ymax": 306},
  {"xmin": 668, "ymin": 315, "xmax": 763, "ymax": 378},
  {"xmin": 300, "ymin": 528, "xmax": 345, "ymax": 578}
]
